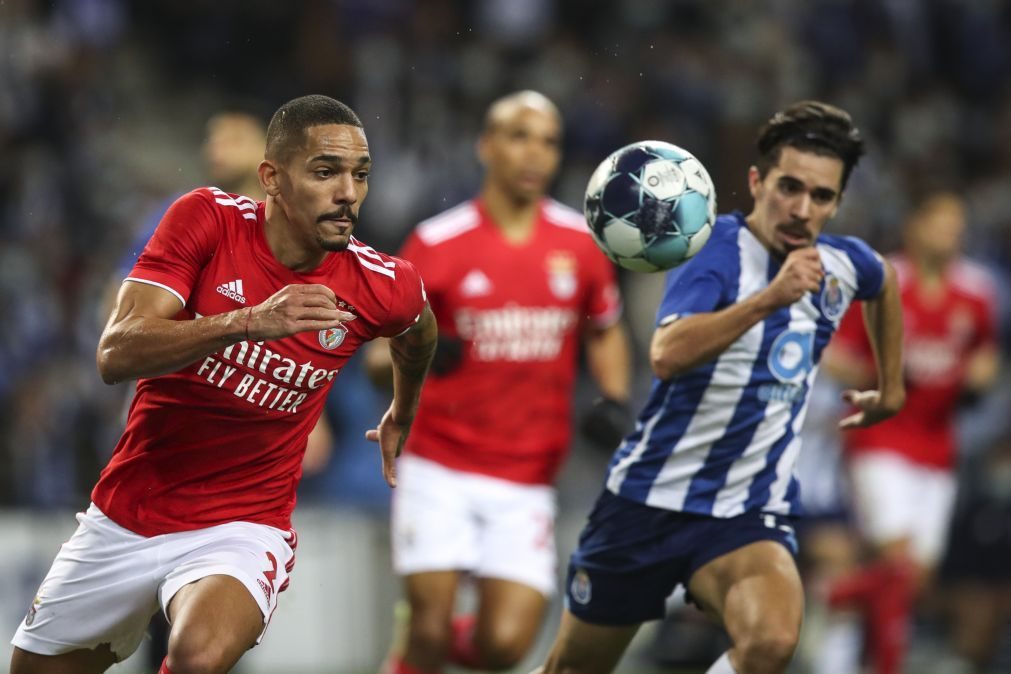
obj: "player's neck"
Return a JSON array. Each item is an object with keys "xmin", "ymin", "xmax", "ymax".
[
  {"xmin": 480, "ymin": 185, "xmax": 540, "ymax": 244},
  {"xmin": 263, "ymin": 198, "xmax": 327, "ymax": 272},
  {"xmin": 912, "ymin": 254, "xmax": 950, "ymax": 299}
]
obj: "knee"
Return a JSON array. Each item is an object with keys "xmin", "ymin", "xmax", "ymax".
[
  {"xmin": 735, "ymin": 625, "xmax": 799, "ymax": 674},
  {"xmin": 407, "ymin": 612, "xmax": 453, "ymax": 659},
  {"xmin": 167, "ymin": 629, "xmax": 238, "ymax": 674},
  {"xmin": 475, "ymin": 624, "xmax": 535, "ymax": 670}
]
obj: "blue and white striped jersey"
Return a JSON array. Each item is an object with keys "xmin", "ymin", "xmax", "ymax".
[{"xmin": 606, "ymin": 212, "xmax": 884, "ymax": 517}]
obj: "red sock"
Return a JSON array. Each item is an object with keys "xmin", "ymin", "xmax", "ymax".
[
  {"xmin": 447, "ymin": 614, "xmax": 483, "ymax": 669},
  {"xmin": 826, "ymin": 560, "xmax": 894, "ymax": 609},
  {"xmin": 158, "ymin": 658, "xmax": 173, "ymax": 674},
  {"xmin": 388, "ymin": 656, "xmax": 441, "ymax": 674},
  {"xmin": 865, "ymin": 562, "xmax": 914, "ymax": 674}
]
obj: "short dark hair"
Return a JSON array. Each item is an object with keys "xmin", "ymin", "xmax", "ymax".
[
  {"xmin": 755, "ymin": 100, "xmax": 865, "ymax": 190},
  {"xmin": 265, "ymin": 95, "xmax": 363, "ymax": 160}
]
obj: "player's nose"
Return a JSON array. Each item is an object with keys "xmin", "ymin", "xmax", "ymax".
[
  {"xmin": 792, "ymin": 193, "xmax": 812, "ymax": 220},
  {"xmin": 332, "ymin": 172, "xmax": 358, "ymax": 204}
]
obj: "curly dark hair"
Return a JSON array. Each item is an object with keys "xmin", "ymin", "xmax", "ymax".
[{"xmin": 755, "ymin": 100, "xmax": 865, "ymax": 190}]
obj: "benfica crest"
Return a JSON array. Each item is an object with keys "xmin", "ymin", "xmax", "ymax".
[
  {"xmin": 319, "ymin": 326, "xmax": 348, "ymax": 350},
  {"xmin": 546, "ymin": 251, "xmax": 578, "ymax": 300}
]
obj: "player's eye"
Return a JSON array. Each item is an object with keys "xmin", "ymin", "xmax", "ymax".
[
  {"xmin": 315, "ymin": 168, "xmax": 333, "ymax": 178},
  {"xmin": 812, "ymin": 189, "xmax": 836, "ymax": 204},
  {"xmin": 354, "ymin": 170, "xmax": 370, "ymax": 181},
  {"xmin": 778, "ymin": 178, "xmax": 802, "ymax": 195}
]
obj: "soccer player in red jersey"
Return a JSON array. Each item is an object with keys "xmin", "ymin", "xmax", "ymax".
[
  {"xmin": 818, "ymin": 192, "xmax": 1000, "ymax": 674},
  {"xmin": 10, "ymin": 95, "xmax": 437, "ymax": 674},
  {"xmin": 367, "ymin": 91, "xmax": 631, "ymax": 674}
]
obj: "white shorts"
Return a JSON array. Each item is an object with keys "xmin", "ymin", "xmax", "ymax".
[
  {"xmin": 391, "ymin": 455, "xmax": 557, "ymax": 596},
  {"xmin": 849, "ymin": 452, "xmax": 957, "ymax": 566},
  {"xmin": 12, "ymin": 504, "xmax": 295, "ymax": 660}
]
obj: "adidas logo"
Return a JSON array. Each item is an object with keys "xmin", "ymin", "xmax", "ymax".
[
  {"xmin": 216, "ymin": 279, "xmax": 247, "ymax": 304},
  {"xmin": 459, "ymin": 269, "xmax": 493, "ymax": 297}
]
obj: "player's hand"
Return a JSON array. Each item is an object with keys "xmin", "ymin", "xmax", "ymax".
[
  {"xmin": 765, "ymin": 248, "xmax": 824, "ymax": 309},
  {"xmin": 365, "ymin": 406, "xmax": 411, "ymax": 488},
  {"xmin": 838, "ymin": 389, "xmax": 903, "ymax": 429},
  {"xmin": 246, "ymin": 284, "xmax": 355, "ymax": 341},
  {"xmin": 580, "ymin": 397, "xmax": 632, "ymax": 453},
  {"xmin": 430, "ymin": 335, "xmax": 464, "ymax": 376}
]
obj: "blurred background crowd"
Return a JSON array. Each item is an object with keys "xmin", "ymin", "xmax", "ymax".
[{"xmin": 2, "ymin": 0, "xmax": 1011, "ymax": 672}]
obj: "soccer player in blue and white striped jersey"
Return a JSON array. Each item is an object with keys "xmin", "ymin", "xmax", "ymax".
[{"xmin": 535, "ymin": 101, "xmax": 906, "ymax": 674}]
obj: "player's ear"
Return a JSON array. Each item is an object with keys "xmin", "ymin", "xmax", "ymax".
[
  {"xmin": 476, "ymin": 134, "xmax": 491, "ymax": 168},
  {"xmin": 258, "ymin": 159, "xmax": 281, "ymax": 197},
  {"xmin": 747, "ymin": 166, "xmax": 762, "ymax": 198}
]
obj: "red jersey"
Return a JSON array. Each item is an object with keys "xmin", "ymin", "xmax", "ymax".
[
  {"xmin": 92, "ymin": 188, "xmax": 426, "ymax": 536},
  {"xmin": 834, "ymin": 254, "xmax": 996, "ymax": 468},
  {"xmin": 399, "ymin": 198, "xmax": 621, "ymax": 485}
]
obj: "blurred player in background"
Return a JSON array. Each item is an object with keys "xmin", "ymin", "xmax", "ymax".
[
  {"xmin": 532, "ymin": 100, "xmax": 905, "ymax": 674},
  {"xmin": 367, "ymin": 90, "xmax": 631, "ymax": 674},
  {"xmin": 817, "ymin": 192, "xmax": 1000, "ymax": 674},
  {"xmin": 11, "ymin": 95, "xmax": 437, "ymax": 674}
]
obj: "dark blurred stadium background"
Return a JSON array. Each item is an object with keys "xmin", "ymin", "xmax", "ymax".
[{"xmin": 1, "ymin": 1, "xmax": 1010, "ymax": 673}]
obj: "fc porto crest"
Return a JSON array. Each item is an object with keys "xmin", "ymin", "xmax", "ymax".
[
  {"xmin": 546, "ymin": 251, "xmax": 578, "ymax": 300},
  {"xmin": 570, "ymin": 568, "xmax": 592, "ymax": 605},
  {"xmin": 820, "ymin": 273, "xmax": 845, "ymax": 321}
]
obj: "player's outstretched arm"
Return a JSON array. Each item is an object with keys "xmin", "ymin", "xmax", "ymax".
[
  {"xmin": 651, "ymin": 247, "xmax": 824, "ymax": 379},
  {"xmin": 97, "ymin": 281, "xmax": 353, "ymax": 384},
  {"xmin": 365, "ymin": 304, "xmax": 438, "ymax": 487},
  {"xmin": 839, "ymin": 259, "xmax": 905, "ymax": 428},
  {"xmin": 585, "ymin": 321, "xmax": 631, "ymax": 404}
]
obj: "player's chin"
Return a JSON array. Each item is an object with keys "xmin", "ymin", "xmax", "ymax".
[{"xmin": 318, "ymin": 234, "xmax": 351, "ymax": 252}]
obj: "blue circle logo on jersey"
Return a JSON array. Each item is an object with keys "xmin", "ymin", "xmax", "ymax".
[
  {"xmin": 319, "ymin": 326, "xmax": 348, "ymax": 350},
  {"xmin": 767, "ymin": 330, "xmax": 814, "ymax": 384}
]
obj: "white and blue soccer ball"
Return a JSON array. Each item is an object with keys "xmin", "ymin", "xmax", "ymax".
[{"xmin": 584, "ymin": 140, "xmax": 717, "ymax": 272}]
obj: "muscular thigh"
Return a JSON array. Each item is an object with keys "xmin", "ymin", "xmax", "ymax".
[{"xmin": 687, "ymin": 540, "xmax": 804, "ymax": 634}]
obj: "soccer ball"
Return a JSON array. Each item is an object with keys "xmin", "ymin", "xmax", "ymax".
[{"xmin": 584, "ymin": 140, "xmax": 716, "ymax": 272}]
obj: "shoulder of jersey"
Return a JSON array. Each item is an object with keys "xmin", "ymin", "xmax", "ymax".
[
  {"xmin": 705, "ymin": 213, "xmax": 744, "ymax": 247},
  {"xmin": 192, "ymin": 186, "xmax": 260, "ymax": 222},
  {"xmin": 949, "ymin": 257, "xmax": 998, "ymax": 299},
  {"xmin": 542, "ymin": 198, "xmax": 591, "ymax": 235},
  {"xmin": 346, "ymin": 236, "xmax": 406, "ymax": 281},
  {"xmin": 415, "ymin": 200, "xmax": 482, "ymax": 246}
]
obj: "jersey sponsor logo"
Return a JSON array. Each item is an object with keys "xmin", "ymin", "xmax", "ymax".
[
  {"xmin": 195, "ymin": 338, "xmax": 342, "ymax": 414},
  {"xmin": 820, "ymin": 274, "xmax": 845, "ymax": 320},
  {"xmin": 767, "ymin": 330, "xmax": 814, "ymax": 384},
  {"xmin": 459, "ymin": 269, "xmax": 493, "ymax": 297},
  {"xmin": 455, "ymin": 306, "xmax": 577, "ymax": 362},
  {"xmin": 216, "ymin": 279, "xmax": 247, "ymax": 304},
  {"xmin": 760, "ymin": 330, "xmax": 814, "ymax": 402},
  {"xmin": 546, "ymin": 251, "xmax": 577, "ymax": 300},
  {"xmin": 570, "ymin": 569, "xmax": 592, "ymax": 605}
]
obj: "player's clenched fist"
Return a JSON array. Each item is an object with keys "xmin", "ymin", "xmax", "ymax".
[
  {"xmin": 766, "ymin": 247, "xmax": 824, "ymax": 308},
  {"xmin": 245, "ymin": 283, "xmax": 355, "ymax": 341}
]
